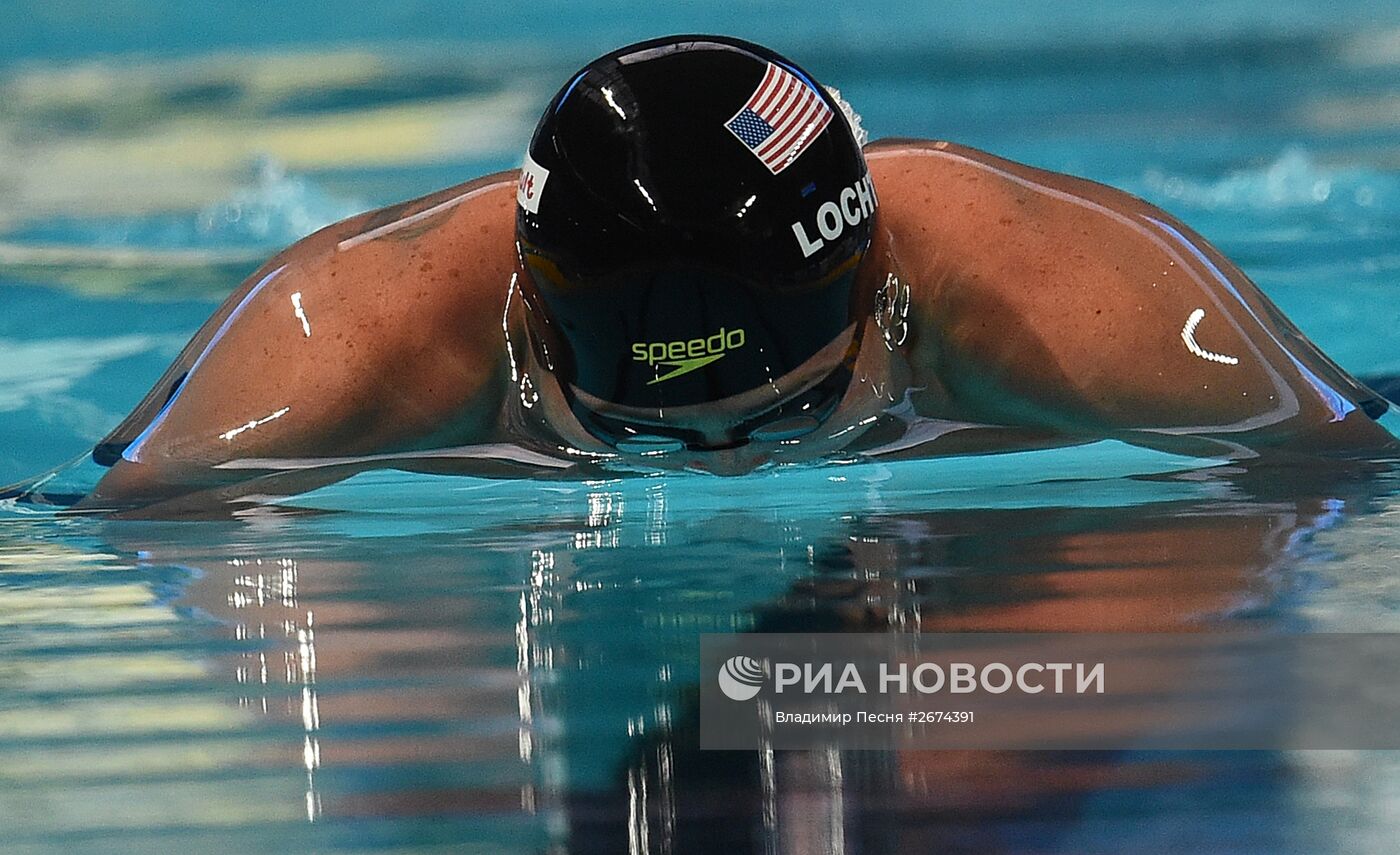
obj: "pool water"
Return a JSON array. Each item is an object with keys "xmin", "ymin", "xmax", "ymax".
[{"xmin": 4, "ymin": 2, "xmax": 1400, "ymax": 852}]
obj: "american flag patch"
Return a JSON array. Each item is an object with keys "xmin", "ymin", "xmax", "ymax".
[{"xmin": 724, "ymin": 62, "xmax": 834, "ymax": 175}]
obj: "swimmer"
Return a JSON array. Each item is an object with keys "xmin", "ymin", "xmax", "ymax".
[{"xmin": 80, "ymin": 35, "xmax": 1397, "ymax": 513}]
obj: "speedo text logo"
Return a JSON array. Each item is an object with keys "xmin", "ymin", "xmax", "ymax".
[{"xmin": 632, "ymin": 327, "xmax": 746, "ymax": 385}]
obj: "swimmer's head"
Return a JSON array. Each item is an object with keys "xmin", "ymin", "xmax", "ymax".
[{"xmin": 516, "ymin": 35, "xmax": 875, "ymax": 452}]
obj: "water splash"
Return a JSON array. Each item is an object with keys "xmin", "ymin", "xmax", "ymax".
[
  {"xmin": 1138, "ymin": 148, "xmax": 1400, "ymax": 214},
  {"xmin": 196, "ymin": 157, "xmax": 365, "ymax": 247},
  {"xmin": 823, "ymin": 86, "xmax": 868, "ymax": 147},
  {"xmin": 3, "ymin": 158, "xmax": 364, "ymax": 254}
]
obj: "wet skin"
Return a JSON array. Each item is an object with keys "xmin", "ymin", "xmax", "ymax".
[{"xmin": 82, "ymin": 139, "xmax": 1397, "ymax": 513}]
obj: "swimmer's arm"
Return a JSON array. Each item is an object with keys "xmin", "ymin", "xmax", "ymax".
[
  {"xmin": 93, "ymin": 173, "xmax": 517, "ymax": 465},
  {"xmin": 83, "ymin": 173, "xmax": 521, "ymax": 511},
  {"xmin": 870, "ymin": 139, "xmax": 1396, "ymax": 455}
]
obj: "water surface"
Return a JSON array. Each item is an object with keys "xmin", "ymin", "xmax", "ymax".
[{"xmin": 3, "ymin": 2, "xmax": 1400, "ymax": 852}]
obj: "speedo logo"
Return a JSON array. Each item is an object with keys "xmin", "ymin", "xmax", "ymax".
[
  {"xmin": 632, "ymin": 327, "xmax": 747, "ymax": 385},
  {"xmin": 791, "ymin": 172, "xmax": 877, "ymax": 259}
]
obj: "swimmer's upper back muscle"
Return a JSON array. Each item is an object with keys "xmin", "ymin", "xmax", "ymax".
[{"xmin": 87, "ymin": 172, "xmax": 520, "ymax": 506}]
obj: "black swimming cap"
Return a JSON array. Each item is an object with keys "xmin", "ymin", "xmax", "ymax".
[{"xmin": 516, "ymin": 35, "xmax": 876, "ymax": 451}]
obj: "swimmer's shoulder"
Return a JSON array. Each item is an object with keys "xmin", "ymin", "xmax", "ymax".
[
  {"xmin": 97, "ymin": 170, "xmax": 521, "ymax": 462},
  {"xmin": 91, "ymin": 170, "xmax": 523, "ymax": 497},
  {"xmin": 864, "ymin": 137, "xmax": 1157, "ymax": 222},
  {"xmin": 862, "ymin": 139, "xmax": 1394, "ymax": 451},
  {"xmin": 220, "ymin": 168, "xmax": 522, "ymax": 322},
  {"xmin": 282, "ymin": 169, "xmax": 520, "ymax": 259}
]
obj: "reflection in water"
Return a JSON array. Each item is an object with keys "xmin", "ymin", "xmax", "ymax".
[
  {"xmin": 2, "ymin": 461, "xmax": 1397, "ymax": 852},
  {"xmin": 227, "ymin": 557, "xmax": 322, "ymax": 821},
  {"xmin": 3, "ymin": 3, "xmax": 1400, "ymax": 850}
]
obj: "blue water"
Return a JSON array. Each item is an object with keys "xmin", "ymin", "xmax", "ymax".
[{"xmin": 4, "ymin": 2, "xmax": 1400, "ymax": 852}]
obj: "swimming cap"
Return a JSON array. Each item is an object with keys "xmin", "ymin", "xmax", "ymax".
[{"xmin": 516, "ymin": 35, "xmax": 876, "ymax": 451}]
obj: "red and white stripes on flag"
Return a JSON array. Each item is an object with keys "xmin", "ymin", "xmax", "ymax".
[{"xmin": 724, "ymin": 62, "xmax": 834, "ymax": 175}]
